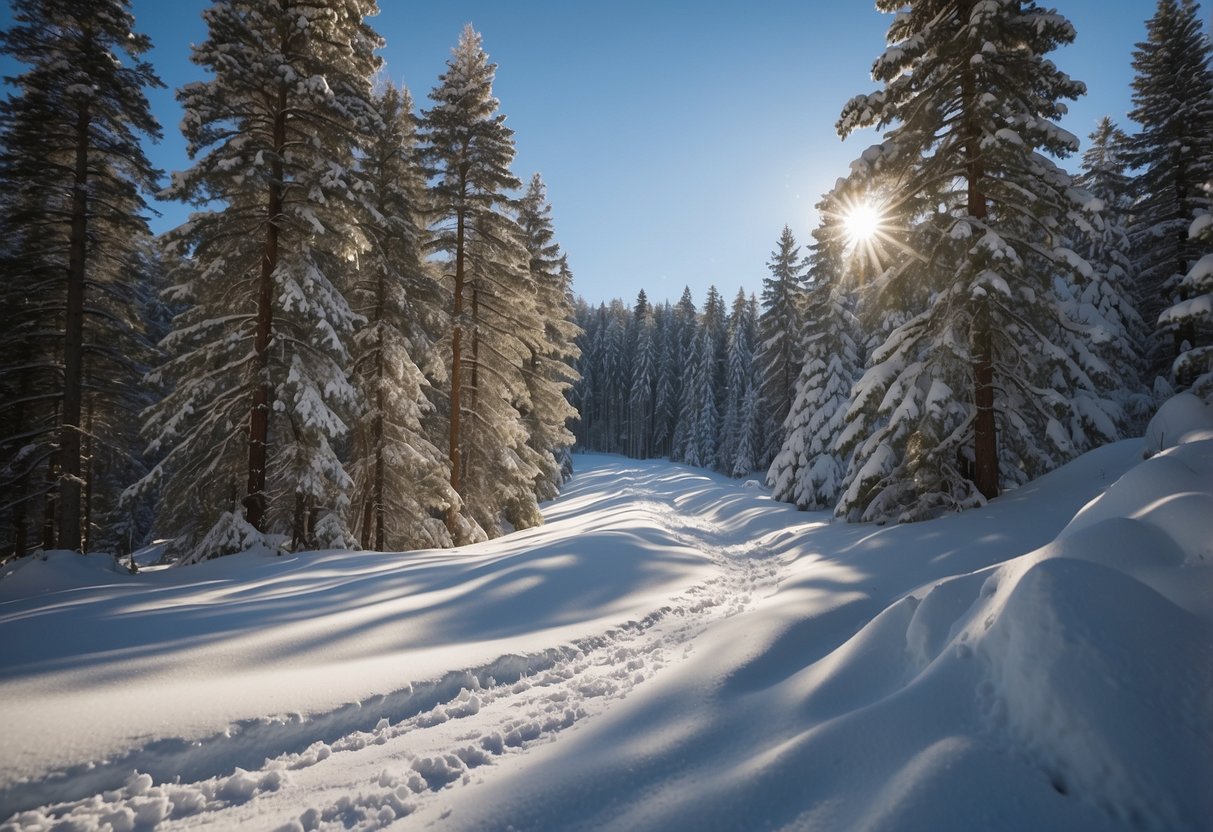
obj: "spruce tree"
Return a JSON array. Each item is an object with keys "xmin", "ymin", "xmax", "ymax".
[
  {"xmin": 834, "ymin": 0, "xmax": 1120, "ymax": 522},
  {"xmin": 0, "ymin": 0, "xmax": 162, "ymax": 555},
  {"xmin": 422, "ymin": 28, "xmax": 558, "ymax": 535},
  {"xmin": 768, "ymin": 222, "xmax": 860, "ymax": 509},
  {"xmin": 669, "ymin": 288, "xmax": 698, "ymax": 460},
  {"xmin": 651, "ymin": 304, "xmax": 677, "ymax": 458},
  {"xmin": 719, "ymin": 288, "xmax": 754, "ymax": 475},
  {"xmin": 516, "ymin": 174, "xmax": 580, "ymax": 497},
  {"xmin": 685, "ymin": 327, "xmax": 719, "ymax": 470},
  {"xmin": 757, "ymin": 226, "xmax": 807, "ymax": 455},
  {"xmin": 143, "ymin": 0, "xmax": 380, "ymax": 560},
  {"xmin": 1161, "ymin": 183, "xmax": 1213, "ymax": 397},
  {"xmin": 1075, "ymin": 117, "xmax": 1151, "ymax": 425},
  {"xmin": 628, "ymin": 297, "xmax": 657, "ymax": 459},
  {"xmin": 347, "ymin": 82, "xmax": 456, "ymax": 551},
  {"xmin": 1127, "ymin": 0, "xmax": 1213, "ymax": 380}
]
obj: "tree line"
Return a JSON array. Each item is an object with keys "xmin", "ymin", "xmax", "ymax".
[
  {"xmin": 572, "ymin": 0, "xmax": 1212, "ymax": 524},
  {"xmin": 0, "ymin": 2, "xmax": 579, "ymax": 563}
]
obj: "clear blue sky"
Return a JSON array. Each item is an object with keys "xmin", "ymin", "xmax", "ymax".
[{"xmin": 2, "ymin": 1, "xmax": 1199, "ymax": 306}]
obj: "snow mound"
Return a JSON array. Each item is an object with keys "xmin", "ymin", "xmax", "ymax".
[
  {"xmin": 0, "ymin": 550, "xmax": 128, "ymax": 602},
  {"xmin": 849, "ymin": 427, "xmax": 1213, "ymax": 829},
  {"xmin": 1141, "ymin": 391, "xmax": 1213, "ymax": 457}
]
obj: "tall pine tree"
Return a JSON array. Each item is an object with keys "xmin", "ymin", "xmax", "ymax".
[
  {"xmin": 835, "ymin": 0, "xmax": 1121, "ymax": 522},
  {"xmin": 0, "ymin": 0, "xmax": 162, "ymax": 555},
  {"xmin": 1127, "ymin": 0, "xmax": 1213, "ymax": 383},
  {"xmin": 143, "ymin": 0, "xmax": 380, "ymax": 561},
  {"xmin": 757, "ymin": 226, "xmax": 807, "ymax": 458},
  {"xmin": 347, "ymin": 81, "xmax": 456, "ymax": 551}
]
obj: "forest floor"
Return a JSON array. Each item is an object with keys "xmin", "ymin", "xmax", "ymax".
[{"xmin": 2, "ymin": 397, "xmax": 1212, "ymax": 831}]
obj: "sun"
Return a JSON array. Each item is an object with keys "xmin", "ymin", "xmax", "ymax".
[{"xmin": 843, "ymin": 200, "xmax": 883, "ymax": 247}]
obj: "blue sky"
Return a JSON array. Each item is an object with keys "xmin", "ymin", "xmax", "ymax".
[{"xmin": 2, "ymin": 1, "xmax": 1195, "ymax": 305}]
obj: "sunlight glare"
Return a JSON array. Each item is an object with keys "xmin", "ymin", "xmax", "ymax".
[{"xmin": 843, "ymin": 200, "xmax": 882, "ymax": 246}]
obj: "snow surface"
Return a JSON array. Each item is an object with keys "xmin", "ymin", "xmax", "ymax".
[{"xmin": 2, "ymin": 436, "xmax": 1211, "ymax": 830}]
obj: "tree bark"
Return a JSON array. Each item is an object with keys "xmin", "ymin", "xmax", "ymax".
[
  {"xmin": 58, "ymin": 95, "xmax": 91, "ymax": 552},
  {"xmin": 372, "ymin": 264, "xmax": 386, "ymax": 552},
  {"xmin": 245, "ymin": 84, "xmax": 287, "ymax": 532},
  {"xmin": 964, "ymin": 53, "xmax": 999, "ymax": 501},
  {"xmin": 446, "ymin": 204, "xmax": 466, "ymax": 536},
  {"xmin": 82, "ymin": 397, "xmax": 94, "ymax": 553}
]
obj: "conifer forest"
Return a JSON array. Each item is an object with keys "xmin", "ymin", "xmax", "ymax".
[{"xmin": 1, "ymin": 2, "xmax": 1212, "ymax": 829}]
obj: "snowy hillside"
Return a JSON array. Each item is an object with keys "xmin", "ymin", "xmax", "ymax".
[{"xmin": 2, "ymin": 396, "xmax": 1212, "ymax": 831}]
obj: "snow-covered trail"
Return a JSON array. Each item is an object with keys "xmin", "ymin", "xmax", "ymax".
[
  {"xmin": 4, "ymin": 429, "xmax": 1212, "ymax": 832},
  {"xmin": 0, "ymin": 456, "xmax": 787, "ymax": 829}
]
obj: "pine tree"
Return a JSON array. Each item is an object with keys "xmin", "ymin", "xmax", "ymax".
[
  {"xmin": 422, "ymin": 27, "xmax": 554, "ymax": 535},
  {"xmin": 516, "ymin": 174, "xmax": 580, "ymax": 498},
  {"xmin": 1127, "ymin": 0, "xmax": 1213, "ymax": 380},
  {"xmin": 143, "ymin": 0, "xmax": 380, "ymax": 561},
  {"xmin": 719, "ymin": 288, "xmax": 754, "ymax": 475},
  {"xmin": 768, "ymin": 223, "xmax": 860, "ymax": 509},
  {"xmin": 651, "ymin": 304, "xmax": 677, "ymax": 458},
  {"xmin": 757, "ymin": 226, "xmax": 807, "ymax": 454},
  {"xmin": 834, "ymin": 0, "xmax": 1121, "ymax": 522},
  {"xmin": 347, "ymin": 81, "xmax": 456, "ymax": 551},
  {"xmin": 685, "ymin": 327, "xmax": 719, "ymax": 470},
  {"xmin": 1161, "ymin": 181, "xmax": 1213, "ymax": 397},
  {"xmin": 628, "ymin": 296, "xmax": 657, "ymax": 459},
  {"xmin": 1075, "ymin": 117, "xmax": 1152, "ymax": 426},
  {"xmin": 0, "ymin": 0, "xmax": 163, "ymax": 556},
  {"xmin": 669, "ymin": 288, "xmax": 698, "ymax": 460}
]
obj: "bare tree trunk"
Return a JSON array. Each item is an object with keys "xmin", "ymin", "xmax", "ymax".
[
  {"xmin": 446, "ymin": 202, "xmax": 466, "ymax": 537},
  {"xmin": 58, "ymin": 95, "xmax": 91, "ymax": 552},
  {"xmin": 964, "ymin": 55, "xmax": 999, "ymax": 501},
  {"xmin": 372, "ymin": 263, "xmax": 386, "ymax": 552},
  {"xmin": 9, "ymin": 364, "xmax": 31, "ymax": 558},
  {"xmin": 82, "ymin": 397, "xmax": 94, "ymax": 553},
  {"xmin": 245, "ymin": 84, "xmax": 287, "ymax": 532}
]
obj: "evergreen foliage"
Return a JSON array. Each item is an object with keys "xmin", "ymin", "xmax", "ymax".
[
  {"xmin": 834, "ymin": 0, "xmax": 1123, "ymax": 523},
  {"xmin": 141, "ymin": 0, "xmax": 381, "ymax": 561},
  {"xmin": 0, "ymin": 0, "xmax": 163, "ymax": 556},
  {"xmin": 1127, "ymin": 0, "xmax": 1213, "ymax": 379}
]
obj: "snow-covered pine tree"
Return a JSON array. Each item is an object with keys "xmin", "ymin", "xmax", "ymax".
[
  {"xmin": 1074, "ymin": 117, "xmax": 1152, "ymax": 427},
  {"xmin": 685, "ymin": 327, "xmax": 719, "ymax": 470},
  {"xmin": 757, "ymin": 226, "xmax": 807, "ymax": 458},
  {"xmin": 628, "ymin": 294, "xmax": 657, "ymax": 459},
  {"xmin": 669, "ymin": 288, "xmax": 698, "ymax": 461},
  {"xmin": 767, "ymin": 216, "xmax": 860, "ymax": 509},
  {"xmin": 701, "ymin": 285, "xmax": 729, "ymax": 418},
  {"xmin": 516, "ymin": 174, "xmax": 580, "ymax": 497},
  {"xmin": 0, "ymin": 0, "xmax": 162, "ymax": 555},
  {"xmin": 421, "ymin": 25, "xmax": 537, "ymax": 538},
  {"xmin": 1127, "ymin": 0, "xmax": 1213, "ymax": 381},
  {"xmin": 1161, "ymin": 180, "xmax": 1213, "ymax": 398},
  {"xmin": 143, "ymin": 0, "xmax": 380, "ymax": 561},
  {"xmin": 568, "ymin": 299, "xmax": 591, "ymax": 446},
  {"xmin": 719, "ymin": 288, "xmax": 754, "ymax": 475},
  {"xmin": 834, "ymin": 0, "xmax": 1121, "ymax": 523},
  {"xmin": 651, "ymin": 303, "xmax": 677, "ymax": 458},
  {"xmin": 346, "ymin": 81, "xmax": 456, "ymax": 552}
]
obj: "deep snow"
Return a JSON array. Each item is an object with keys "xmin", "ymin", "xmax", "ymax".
[{"xmin": 2, "ymin": 395, "xmax": 1211, "ymax": 831}]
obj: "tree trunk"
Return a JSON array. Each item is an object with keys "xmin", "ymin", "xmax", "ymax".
[
  {"xmin": 9, "ymin": 364, "xmax": 31, "ymax": 559},
  {"xmin": 58, "ymin": 95, "xmax": 91, "ymax": 552},
  {"xmin": 82, "ymin": 397, "xmax": 94, "ymax": 553},
  {"xmin": 964, "ymin": 54, "xmax": 999, "ymax": 501},
  {"xmin": 245, "ymin": 85, "xmax": 287, "ymax": 532},
  {"xmin": 446, "ymin": 204, "xmax": 466, "ymax": 536},
  {"xmin": 372, "ymin": 265, "xmax": 386, "ymax": 552}
]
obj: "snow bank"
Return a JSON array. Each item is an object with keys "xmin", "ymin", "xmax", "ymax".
[
  {"xmin": 1141, "ymin": 391, "xmax": 1213, "ymax": 457},
  {"xmin": 0, "ymin": 551, "xmax": 128, "ymax": 602}
]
